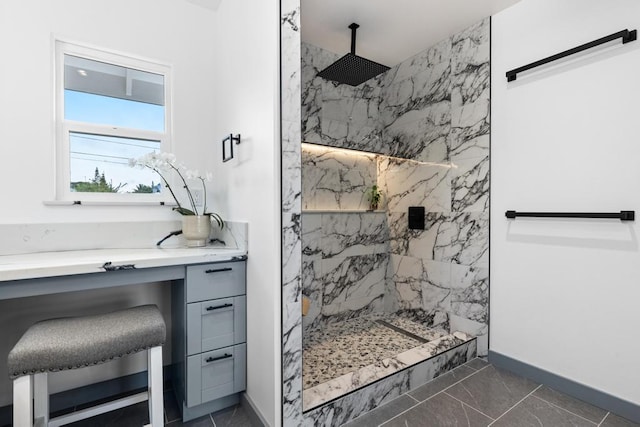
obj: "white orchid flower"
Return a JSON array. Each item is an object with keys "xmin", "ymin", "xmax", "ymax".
[
  {"xmin": 126, "ymin": 151, "xmax": 221, "ymax": 224},
  {"xmin": 185, "ymin": 169, "xmax": 200, "ymax": 180},
  {"xmin": 159, "ymin": 152, "xmax": 176, "ymax": 164}
]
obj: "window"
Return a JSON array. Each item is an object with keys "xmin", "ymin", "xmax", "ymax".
[{"xmin": 55, "ymin": 41, "xmax": 172, "ymax": 202}]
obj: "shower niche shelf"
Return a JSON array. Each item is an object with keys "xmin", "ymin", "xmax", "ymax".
[{"xmin": 302, "ymin": 209, "xmax": 385, "ymax": 214}]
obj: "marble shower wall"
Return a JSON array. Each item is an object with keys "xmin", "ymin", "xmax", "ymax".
[
  {"xmin": 281, "ymin": 0, "xmax": 303, "ymax": 424},
  {"xmin": 301, "ymin": 43, "xmax": 386, "ymax": 154},
  {"xmin": 301, "ymin": 145, "xmax": 377, "ymax": 211},
  {"xmin": 302, "ymin": 18, "xmax": 490, "ymax": 354},
  {"xmin": 380, "ymin": 17, "xmax": 490, "ymax": 355},
  {"xmin": 302, "ymin": 211, "xmax": 390, "ymax": 332}
]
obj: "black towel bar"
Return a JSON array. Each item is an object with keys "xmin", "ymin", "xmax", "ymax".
[
  {"xmin": 505, "ymin": 211, "xmax": 635, "ymax": 221},
  {"xmin": 506, "ymin": 29, "xmax": 637, "ymax": 82}
]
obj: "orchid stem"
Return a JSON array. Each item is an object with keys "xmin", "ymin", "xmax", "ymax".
[
  {"xmin": 169, "ymin": 164, "xmax": 198, "ymax": 214},
  {"xmin": 199, "ymin": 177, "xmax": 208, "ymax": 214},
  {"xmin": 152, "ymin": 167, "xmax": 182, "ymax": 209}
]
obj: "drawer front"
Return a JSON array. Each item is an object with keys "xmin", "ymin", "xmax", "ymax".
[
  {"xmin": 186, "ymin": 261, "xmax": 246, "ymax": 303},
  {"xmin": 187, "ymin": 295, "xmax": 246, "ymax": 355},
  {"xmin": 186, "ymin": 344, "xmax": 246, "ymax": 408}
]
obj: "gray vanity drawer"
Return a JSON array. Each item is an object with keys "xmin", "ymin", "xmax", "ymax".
[
  {"xmin": 186, "ymin": 343, "xmax": 246, "ymax": 408},
  {"xmin": 186, "ymin": 261, "xmax": 246, "ymax": 303},
  {"xmin": 187, "ymin": 295, "xmax": 246, "ymax": 355}
]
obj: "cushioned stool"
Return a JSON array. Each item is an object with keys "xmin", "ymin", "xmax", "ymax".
[{"xmin": 8, "ymin": 305, "xmax": 166, "ymax": 427}]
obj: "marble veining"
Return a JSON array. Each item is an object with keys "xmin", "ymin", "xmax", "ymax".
[
  {"xmin": 320, "ymin": 213, "xmax": 389, "ymax": 258},
  {"xmin": 320, "ymin": 253, "xmax": 388, "ymax": 317},
  {"xmin": 445, "ymin": 212, "xmax": 489, "ymax": 267},
  {"xmin": 302, "ymin": 315, "xmax": 422, "ymax": 389},
  {"xmin": 303, "ymin": 323, "xmax": 475, "ymax": 414},
  {"xmin": 291, "ymin": 15, "xmax": 490, "ymax": 427},
  {"xmin": 302, "ymin": 312, "xmax": 472, "ymax": 396},
  {"xmin": 303, "ymin": 340, "xmax": 475, "ymax": 426},
  {"xmin": 281, "ymin": 1, "xmax": 303, "ymax": 424},
  {"xmin": 302, "ymin": 340, "xmax": 476, "ymax": 426},
  {"xmin": 302, "ymin": 146, "xmax": 377, "ymax": 211},
  {"xmin": 378, "ymin": 157, "xmax": 452, "ymax": 214},
  {"xmin": 387, "ymin": 211, "xmax": 451, "ymax": 261},
  {"xmin": 301, "ymin": 210, "xmax": 391, "ymax": 333},
  {"xmin": 452, "ymin": 155, "xmax": 490, "ymax": 212}
]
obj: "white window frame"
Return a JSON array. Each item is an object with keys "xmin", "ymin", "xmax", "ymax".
[{"xmin": 54, "ymin": 40, "xmax": 173, "ymax": 204}]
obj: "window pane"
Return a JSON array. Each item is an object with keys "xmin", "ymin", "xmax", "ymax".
[
  {"xmin": 65, "ymin": 90, "xmax": 164, "ymax": 132},
  {"xmin": 64, "ymin": 54, "xmax": 164, "ymax": 132},
  {"xmin": 69, "ymin": 132, "xmax": 162, "ymax": 194}
]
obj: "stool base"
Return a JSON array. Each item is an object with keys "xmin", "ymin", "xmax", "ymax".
[{"xmin": 12, "ymin": 346, "xmax": 163, "ymax": 427}]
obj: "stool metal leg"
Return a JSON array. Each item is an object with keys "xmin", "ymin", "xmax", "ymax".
[
  {"xmin": 34, "ymin": 372, "xmax": 49, "ymax": 426},
  {"xmin": 13, "ymin": 375, "xmax": 33, "ymax": 427},
  {"xmin": 147, "ymin": 346, "xmax": 163, "ymax": 427}
]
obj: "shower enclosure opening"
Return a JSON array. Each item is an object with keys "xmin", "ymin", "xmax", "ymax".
[{"xmin": 300, "ymin": 16, "xmax": 489, "ymax": 415}]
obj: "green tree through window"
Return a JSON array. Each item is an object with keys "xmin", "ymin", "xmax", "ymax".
[{"xmin": 71, "ymin": 167, "xmax": 126, "ymax": 193}]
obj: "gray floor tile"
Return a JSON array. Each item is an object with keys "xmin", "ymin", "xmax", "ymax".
[
  {"xmin": 600, "ymin": 413, "xmax": 640, "ymax": 427},
  {"xmin": 67, "ymin": 401, "xmax": 149, "ymax": 426},
  {"xmin": 166, "ymin": 414, "xmax": 214, "ymax": 426},
  {"xmin": 343, "ymin": 395, "xmax": 417, "ymax": 427},
  {"xmin": 491, "ymin": 395, "xmax": 597, "ymax": 426},
  {"xmin": 465, "ymin": 358, "xmax": 489, "ymax": 371},
  {"xmin": 409, "ymin": 365, "xmax": 477, "ymax": 402},
  {"xmin": 164, "ymin": 390, "xmax": 182, "ymax": 423},
  {"xmin": 382, "ymin": 393, "xmax": 493, "ymax": 427},
  {"xmin": 211, "ymin": 404, "xmax": 254, "ymax": 427},
  {"xmin": 445, "ymin": 365, "xmax": 539, "ymax": 419},
  {"xmin": 533, "ymin": 386, "xmax": 607, "ymax": 424}
]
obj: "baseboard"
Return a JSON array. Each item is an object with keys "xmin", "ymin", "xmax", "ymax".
[
  {"xmin": 241, "ymin": 393, "xmax": 269, "ymax": 427},
  {"xmin": 489, "ymin": 351, "xmax": 640, "ymax": 423},
  {"xmin": 0, "ymin": 367, "xmax": 172, "ymax": 427}
]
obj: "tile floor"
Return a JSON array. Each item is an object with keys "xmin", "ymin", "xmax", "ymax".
[
  {"xmin": 343, "ymin": 358, "xmax": 640, "ymax": 427},
  {"xmin": 4, "ymin": 359, "xmax": 637, "ymax": 426},
  {"xmin": 0, "ymin": 388, "xmax": 255, "ymax": 427},
  {"xmin": 62, "ymin": 388, "xmax": 256, "ymax": 427}
]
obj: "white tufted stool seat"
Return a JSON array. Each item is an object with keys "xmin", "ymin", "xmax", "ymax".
[{"xmin": 8, "ymin": 305, "xmax": 166, "ymax": 427}]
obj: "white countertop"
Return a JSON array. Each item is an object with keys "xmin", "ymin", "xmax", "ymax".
[{"xmin": 0, "ymin": 245, "xmax": 247, "ymax": 282}]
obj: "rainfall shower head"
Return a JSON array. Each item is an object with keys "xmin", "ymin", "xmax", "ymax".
[{"xmin": 317, "ymin": 23, "xmax": 390, "ymax": 87}]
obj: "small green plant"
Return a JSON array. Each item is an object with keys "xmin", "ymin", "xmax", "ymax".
[{"xmin": 365, "ymin": 185, "xmax": 382, "ymax": 211}]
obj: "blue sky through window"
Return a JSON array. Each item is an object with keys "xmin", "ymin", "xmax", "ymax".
[
  {"xmin": 65, "ymin": 90, "xmax": 165, "ymax": 193},
  {"xmin": 65, "ymin": 90, "xmax": 164, "ymax": 131}
]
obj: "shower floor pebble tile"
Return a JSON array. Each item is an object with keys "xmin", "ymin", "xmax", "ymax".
[
  {"xmin": 303, "ymin": 317, "xmax": 422, "ymax": 388},
  {"xmin": 303, "ymin": 314, "xmax": 454, "ymax": 389}
]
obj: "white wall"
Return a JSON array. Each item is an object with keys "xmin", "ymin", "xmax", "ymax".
[
  {"xmin": 0, "ymin": 0, "xmax": 218, "ymax": 224},
  {"xmin": 0, "ymin": 0, "xmax": 219, "ymax": 406},
  {"xmin": 491, "ymin": 0, "xmax": 640, "ymax": 405},
  {"xmin": 208, "ymin": 1, "xmax": 281, "ymax": 425},
  {"xmin": 0, "ymin": 2, "xmax": 282, "ymax": 424}
]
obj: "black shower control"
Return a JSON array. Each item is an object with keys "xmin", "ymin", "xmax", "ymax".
[{"xmin": 408, "ymin": 206, "xmax": 425, "ymax": 230}]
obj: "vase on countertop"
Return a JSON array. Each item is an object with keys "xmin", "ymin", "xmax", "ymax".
[{"xmin": 182, "ymin": 215, "xmax": 211, "ymax": 247}]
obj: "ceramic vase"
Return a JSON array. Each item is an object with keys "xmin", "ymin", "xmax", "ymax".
[{"xmin": 181, "ymin": 215, "xmax": 210, "ymax": 247}]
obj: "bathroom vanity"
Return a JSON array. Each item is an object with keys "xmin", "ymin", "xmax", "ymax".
[{"xmin": 0, "ymin": 245, "xmax": 248, "ymax": 422}]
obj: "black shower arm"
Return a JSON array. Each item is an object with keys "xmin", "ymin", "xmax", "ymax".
[{"xmin": 349, "ymin": 23, "xmax": 359, "ymax": 54}]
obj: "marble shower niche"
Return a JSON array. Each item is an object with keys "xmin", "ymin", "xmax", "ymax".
[{"xmin": 299, "ymin": 17, "xmax": 490, "ymax": 418}]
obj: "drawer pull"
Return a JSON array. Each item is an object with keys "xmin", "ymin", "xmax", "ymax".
[
  {"xmin": 205, "ymin": 267, "xmax": 233, "ymax": 274},
  {"xmin": 206, "ymin": 303, "xmax": 233, "ymax": 311},
  {"xmin": 206, "ymin": 353, "xmax": 233, "ymax": 363}
]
